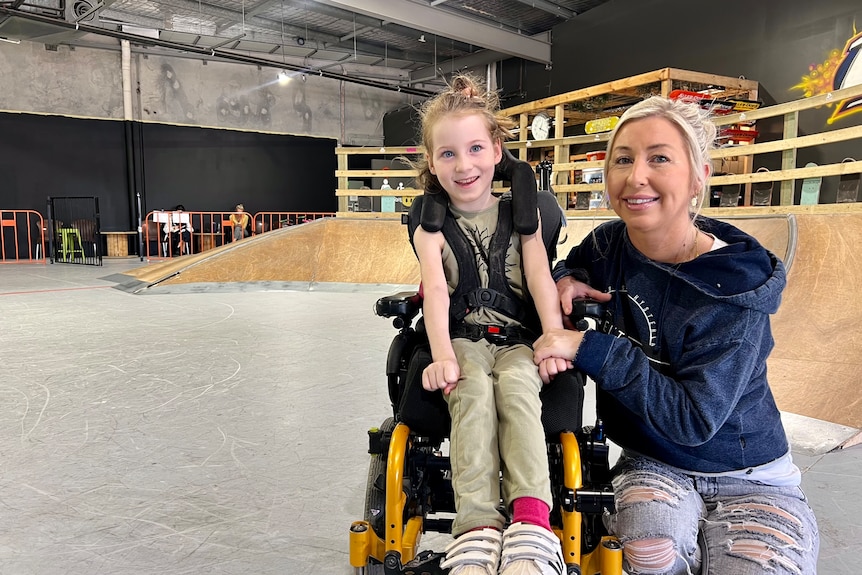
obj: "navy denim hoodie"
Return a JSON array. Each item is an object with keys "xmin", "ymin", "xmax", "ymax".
[{"xmin": 556, "ymin": 216, "xmax": 790, "ymax": 474}]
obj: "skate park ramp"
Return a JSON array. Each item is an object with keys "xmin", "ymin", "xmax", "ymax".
[
  {"xmin": 110, "ymin": 217, "xmax": 422, "ymax": 293},
  {"xmin": 109, "ymin": 212, "xmax": 862, "ymax": 449}
]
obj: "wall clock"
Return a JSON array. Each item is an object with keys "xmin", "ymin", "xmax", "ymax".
[{"xmin": 531, "ymin": 112, "xmax": 551, "ymax": 140}]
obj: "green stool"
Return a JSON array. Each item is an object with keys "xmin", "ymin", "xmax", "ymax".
[{"xmin": 59, "ymin": 228, "xmax": 84, "ymax": 261}]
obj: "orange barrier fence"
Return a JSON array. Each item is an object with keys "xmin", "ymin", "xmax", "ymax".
[
  {"xmin": 253, "ymin": 212, "xmax": 331, "ymax": 233},
  {"xmin": 0, "ymin": 210, "xmax": 46, "ymax": 264},
  {"xmin": 142, "ymin": 210, "xmax": 334, "ymax": 259}
]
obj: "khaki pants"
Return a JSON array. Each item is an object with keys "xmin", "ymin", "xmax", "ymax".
[{"xmin": 446, "ymin": 338, "xmax": 552, "ymax": 535}]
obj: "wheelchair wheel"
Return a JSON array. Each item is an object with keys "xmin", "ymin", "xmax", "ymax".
[{"xmin": 364, "ymin": 417, "xmax": 395, "ymax": 539}]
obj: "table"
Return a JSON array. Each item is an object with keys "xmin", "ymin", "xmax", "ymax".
[{"xmin": 101, "ymin": 231, "xmax": 136, "ymax": 257}]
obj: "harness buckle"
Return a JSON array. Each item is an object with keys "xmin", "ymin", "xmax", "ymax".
[{"xmin": 483, "ymin": 325, "xmax": 508, "ymax": 345}]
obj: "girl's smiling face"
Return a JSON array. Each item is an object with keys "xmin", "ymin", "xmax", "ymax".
[{"xmin": 428, "ymin": 112, "xmax": 502, "ymax": 212}]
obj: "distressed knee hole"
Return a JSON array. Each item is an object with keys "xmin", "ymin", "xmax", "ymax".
[
  {"xmin": 729, "ymin": 538, "xmax": 803, "ymax": 575},
  {"xmin": 616, "ymin": 486, "xmax": 676, "ymax": 506},
  {"xmin": 725, "ymin": 502, "xmax": 803, "ymax": 526},
  {"xmin": 624, "ymin": 537, "xmax": 676, "ymax": 574}
]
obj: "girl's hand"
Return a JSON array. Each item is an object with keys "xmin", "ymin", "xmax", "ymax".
[
  {"xmin": 534, "ymin": 329, "xmax": 585, "ymax": 383},
  {"xmin": 537, "ymin": 356, "xmax": 573, "ymax": 384},
  {"xmin": 423, "ymin": 359, "xmax": 461, "ymax": 395}
]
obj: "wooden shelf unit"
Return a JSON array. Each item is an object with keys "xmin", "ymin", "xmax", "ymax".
[{"xmin": 501, "ymin": 68, "xmax": 759, "ymax": 205}]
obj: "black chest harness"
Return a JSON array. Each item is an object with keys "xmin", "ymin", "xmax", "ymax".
[
  {"xmin": 409, "ymin": 194, "xmax": 540, "ymax": 347},
  {"xmin": 441, "ymin": 197, "xmax": 525, "ymax": 323},
  {"xmin": 407, "ymin": 149, "xmax": 562, "ymax": 347}
]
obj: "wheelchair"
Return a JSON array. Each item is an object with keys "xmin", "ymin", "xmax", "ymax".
[{"xmin": 348, "ymin": 293, "xmax": 623, "ymax": 575}]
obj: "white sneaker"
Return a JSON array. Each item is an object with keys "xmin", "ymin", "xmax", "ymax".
[
  {"xmin": 440, "ymin": 528, "xmax": 503, "ymax": 575},
  {"xmin": 499, "ymin": 522, "xmax": 565, "ymax": 575}
]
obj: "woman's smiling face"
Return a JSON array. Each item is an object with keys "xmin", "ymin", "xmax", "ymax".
[{"xmin": 605, "ymin": 116, "xmax": 701, "ymax": 235}]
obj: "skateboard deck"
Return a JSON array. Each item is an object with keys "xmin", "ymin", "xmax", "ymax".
[
  {"xmin": 585, "ymin": 116, "xmax": 619, "ymax": 134},
  {"xmin": 837, "ymin": 158, "xmax": 861, "ymax": 203},
  {"xmin": 800, "ymin": 162, "xmax": 822, "ymax": 205},
  {"xmin": 668, "ymin": 89, "xmax": 762, "ymax": 115}
]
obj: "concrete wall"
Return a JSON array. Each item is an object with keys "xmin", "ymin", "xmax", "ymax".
[{"xmin": 0, "ymin": 40, "xmax": 412, "ymax": 146}]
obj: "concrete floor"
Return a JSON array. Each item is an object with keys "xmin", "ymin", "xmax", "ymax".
[{"xmin": 0, "ymin": 259, "xmax": 859, "ymax": 574}]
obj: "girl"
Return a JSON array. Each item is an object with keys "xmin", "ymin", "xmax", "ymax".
[{"xmin": 412, "ymin": 74, "xmax": 567, "ymax": 575}]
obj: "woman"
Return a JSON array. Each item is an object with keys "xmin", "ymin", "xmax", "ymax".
[
  {"xmin": 229, "ymin": 203, "xmax": 249, "ymax": 242},
  {"xmin": 533, "ymin": 96, "xmax": 819, "ymax": 574}
]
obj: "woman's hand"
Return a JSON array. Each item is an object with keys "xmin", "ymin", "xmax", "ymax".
[
  {"xmin": 423, "ymin": 359, "xmax": 461, "ymax": 395},
  {"xmin": 557, "ymin": 276, "xmax": 612, "ymax": 316},
  {"xmin": 534, "ymin": 329, "xmax": 585, "ymax": 383}
]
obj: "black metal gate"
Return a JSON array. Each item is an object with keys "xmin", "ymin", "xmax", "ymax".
[{"xmin": 47, "ymin": 196, "xmax": 102, "ymax": 266}]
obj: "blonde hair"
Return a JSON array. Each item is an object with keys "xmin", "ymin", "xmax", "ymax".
[
  {"xmin": 414, "ymin": 74, "xmax": 515, "ymax": 193},
  {"xmin": 604, "ymin": 96, "xmax": 717, "ymax": 217}
]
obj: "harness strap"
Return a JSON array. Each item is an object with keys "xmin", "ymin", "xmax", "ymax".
[
  {"xmin": 461, "ymin": 288, "xmax": 522, "ymax": 322},
  {"xmin": 445, "ymin": 197, "xmax": 527, "ymax": 324},
  {"xmin": 450, "ymin": 323, "xmax": 537, "ymax": 347}
]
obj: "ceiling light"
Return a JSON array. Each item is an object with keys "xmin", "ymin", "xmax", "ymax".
[
  {"xmin": 277, "ymin": 70, "xmax": 290, "ymax": 83},
  {"xmin": 0, "ymin": 37, "xmax": 21, "ymax": 44}
]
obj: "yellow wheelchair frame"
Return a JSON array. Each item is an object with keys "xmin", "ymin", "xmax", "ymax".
[{"xmin": 349, "ymin": 419, "xmax": 623, "ymax": 575}]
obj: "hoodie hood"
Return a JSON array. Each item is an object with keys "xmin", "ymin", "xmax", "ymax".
[{"xmin": 650, "ymin": 217, "xmax": 786, "ymax": 315}]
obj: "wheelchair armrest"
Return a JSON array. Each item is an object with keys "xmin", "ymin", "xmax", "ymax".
[{"xmin": 375, "ymin": 291, "xmax": 422, "ymax": 323}]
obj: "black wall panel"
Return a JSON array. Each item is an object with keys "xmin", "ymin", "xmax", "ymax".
[
  {"xmin": 0, "ymin": 113, "xmax": 128, "ymax": 230},
  {"xmin": 0, "ymin": 113, "xmax": 338, "ymax": 232},
  {"xmin": 139, "ymin": 123, "xmax": 336, "ymax": 218}
]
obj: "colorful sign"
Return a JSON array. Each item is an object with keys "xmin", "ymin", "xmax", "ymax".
[{"xmin": 792, "ymin": 24, "xmax": 862, "ymax": 124}]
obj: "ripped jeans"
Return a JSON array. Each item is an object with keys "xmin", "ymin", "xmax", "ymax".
[{"xmin": 605, "ymin": 454, "xmax": 819, "ymax": 575}]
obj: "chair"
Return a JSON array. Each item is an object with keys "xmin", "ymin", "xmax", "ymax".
[
  {"xmin": 71, "ymin": 219, "xmax": 98, "ymax": 257},
  {"xmin": 57, "ymin": 224, "xmax": 84, "ymax": 261}
]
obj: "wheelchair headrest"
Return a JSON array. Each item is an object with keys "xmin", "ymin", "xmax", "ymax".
[{"xmin": 412, "ymin": 147, "xmax": 541, "ymax": 235}]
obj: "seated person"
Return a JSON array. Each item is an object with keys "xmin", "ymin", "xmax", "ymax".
[
  {"xmin": 163, "ymin": 204, "xmax": 193, "ymax": 255},
  {"xmin": 229, "ymin": 203, "xmax": 249, "ymax": 242}
]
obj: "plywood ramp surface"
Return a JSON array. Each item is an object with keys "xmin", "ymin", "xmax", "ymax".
[
  {"xmin": 769, "ymin": 214, "xmax": 862, "ymax": 429},
  {"xmin": 116, "ymin": 218, "xmax": 421, "ymax": 288}
]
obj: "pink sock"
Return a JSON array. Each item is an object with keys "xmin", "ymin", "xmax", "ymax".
[{"xmin": 511, "ymin": 497, "xmax": 552, "ymax": 531}]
